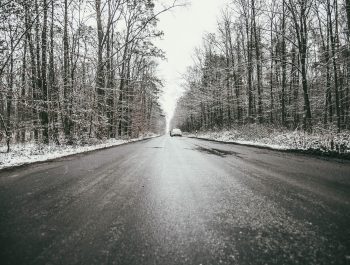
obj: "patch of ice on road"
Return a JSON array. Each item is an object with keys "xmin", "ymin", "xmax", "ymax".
[{"xmin": 0, "ymin": 134, "xmax": 159, "ymax": 170}]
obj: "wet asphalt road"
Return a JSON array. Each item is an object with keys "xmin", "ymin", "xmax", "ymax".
[{"xmin": 0, "ymin": 136, "xmax": 350, "ymax": 265}]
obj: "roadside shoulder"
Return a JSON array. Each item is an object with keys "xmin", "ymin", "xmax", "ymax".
[
  {"xmin": 187, "ymin": 136, "xmax": 350, "ymax": 161},
  {"xmin": 0, "ymin": 135, "xmax": 160, "ymax": 171}
]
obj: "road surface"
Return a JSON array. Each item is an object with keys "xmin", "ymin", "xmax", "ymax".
[{"xmin": 0, "ymin": 136, "xmax": 350, "ymax": 265}]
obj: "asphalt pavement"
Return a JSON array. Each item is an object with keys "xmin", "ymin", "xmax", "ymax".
[{"xmin": 0, "ymin": 136, "xmax": 350, "ymax": 265}]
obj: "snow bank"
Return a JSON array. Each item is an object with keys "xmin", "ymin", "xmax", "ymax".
[
  {"xmin": 0, "ymin": 134, "xmax": 159, "ymax": 170},
  {"xmin": 187, "ymin": 125, "xmax": 350, "ymax": 155}
]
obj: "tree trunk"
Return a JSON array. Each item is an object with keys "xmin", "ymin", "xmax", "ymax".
[
  {"xmin": 328, "ymin": 0, "xmax": 341, "ymax": 131},
  {"xmin": 252, "ymin": 0, "xmax": 263, "ymax": 123},
  {"xmin": 40, "ymin": 0, "xmax": 49, "ymax": 143},
  {"xmin": 95, "ymin": 0, "xmax": 106, "ymax": 138},
  {"xmin": 281, "ymin": 0, "xmax": 287, "ymax": 126}
]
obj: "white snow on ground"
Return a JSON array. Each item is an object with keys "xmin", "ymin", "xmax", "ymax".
[
  {"xmin": 0, "ymin": 133, "xmax": 159, "ymax": 170},
  {"xmin": 187, "ymin": 125, "xmax": 350, "ymax": 154}
]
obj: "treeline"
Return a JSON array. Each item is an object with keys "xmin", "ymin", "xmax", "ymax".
[
  {"xmin": 0, "ymin": 0, "xmax": 173, "ymax": 151},
  {"xmin": 172, "ymin": 0, "xmax": 350, "ymax": 134}
]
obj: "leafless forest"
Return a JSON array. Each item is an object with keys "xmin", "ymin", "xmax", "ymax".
[
  {"xmin": 0, "ymin": 0, "xmax": 177, "ymax": 152},
  {"xmin": 172, "ymin": 0, "xmax": 350, "ymax": 137}
]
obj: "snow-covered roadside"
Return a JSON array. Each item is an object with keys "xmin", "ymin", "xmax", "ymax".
[
  {"xmin": 186, "ymin": 125, "xmax": 350, "ymax": 155},
  {"xmin": 0, "ymin": 134, "xmax": 159, "ymax": 170}
]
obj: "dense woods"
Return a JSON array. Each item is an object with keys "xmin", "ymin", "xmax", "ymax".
[
  {"xmin": 172, "ymin": 0, "xmax": 350, "ymax": 135},
  {"xmin": 0, "ymin": 0, "xmax": 172, "ymax": 152}
]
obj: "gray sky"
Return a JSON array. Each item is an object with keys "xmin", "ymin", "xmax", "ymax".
[{"xmin": 155, "ymin": 0, "xmax": 227, "ymax": 126}]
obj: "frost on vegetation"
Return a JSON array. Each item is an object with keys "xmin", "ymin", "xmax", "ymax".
[
  {"xmin": 188, "ymin": 124, "xmax": 350, "ymax": 154},
  {"xmin": 0, "ymin": 133, "xmax": 159, "ymax": 170}
]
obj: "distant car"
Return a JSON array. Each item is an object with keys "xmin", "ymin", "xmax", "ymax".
[{"xmin": 170, "ymin": 128, "xmax": 182, "ymax": 137}]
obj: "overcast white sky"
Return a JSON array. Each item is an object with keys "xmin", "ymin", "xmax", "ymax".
[{"xmin": 155, "ymin": 0, "xmax": 228, "ymax": 125}]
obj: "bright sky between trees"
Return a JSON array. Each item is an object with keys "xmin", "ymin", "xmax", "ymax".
[{"xmin": 155, "ymin": 0, "xmax": 228, "ymax": 128}]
